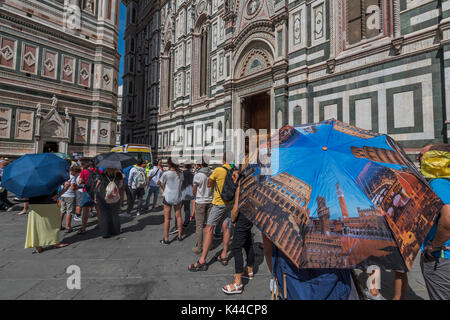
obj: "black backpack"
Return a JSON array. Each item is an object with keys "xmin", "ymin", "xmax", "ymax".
[
  {"xmin": 86, "ymin": 169, "xmax": 101, "ymax": 198},
  {"xmin": 215, "ymin": 166, "xmax": 238, "ymax": 202}
]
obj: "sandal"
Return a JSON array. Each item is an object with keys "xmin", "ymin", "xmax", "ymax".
[
  {"xmin": 216, "ymin": 255, "xmax": 229, "ymax": 266},
  {"xmin": 222, "ymin": 282, "xmax": 243, "ymax": 295},
  {"xmin": 188, "ymin": 260, "xmax": 208, "ymax": 272},
  {"xmin": 242, "ymin": 269, "xmax": 254, "ymax": 280},
  {"xmin": 32, "ymin": 247, "xmax": 44, "ymax": 254}
]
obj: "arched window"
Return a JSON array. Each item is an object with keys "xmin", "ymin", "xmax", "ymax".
[
  {"xmin": 131, "ymin": 38, "xmax": 135, "ymax": 52},
  {"xmin": 200, "ymin": 27, "xmax": 208, "ymax": 97}
]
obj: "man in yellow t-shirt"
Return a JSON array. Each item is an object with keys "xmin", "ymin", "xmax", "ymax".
[{"xmin": 188, "ymin": 152, "xmax": 235, "ymax": 272}]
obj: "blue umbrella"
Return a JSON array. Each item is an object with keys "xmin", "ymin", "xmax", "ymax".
[
  {"xmin": 2, "ymin": 153, "xmax": 70, "ymax": 198},
  {"xmin": 239, "ymin": 119, "xmax": 443, "ymax": 271}
]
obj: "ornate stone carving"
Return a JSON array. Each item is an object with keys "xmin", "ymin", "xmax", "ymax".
[
  {"xmin": 23, "ymin": 51, "xmax": 36, "ymax": 67},
  {"xmin": 0, "ymin": 45, "xmax": 13, "ymax": 61},
  {"xmin": 246, "ymin": 0, "xmax": 260, "ymax": 16},
  {"xmin": 391, "ymin": 36, "xmax": 404, "ymax": 55},
  {"xmin": 99, "ymin": 128, "xmax": 108, "ymax": 138},
  {"xmin": 64, "ymin": 63, "xmax": 73, "ymax": 76},
  {"xmin": 52, "ymin": 95, "xmax": 58, "ymax": 108},
  {"xmin": 327, "ymin": 58, "xmax": 336, "ymax": 73},
  {"xmin": 44, "ymin": 58, "xmax": 55, "ymax": 72},
  {"xmin": 80, "ymin": 68, "xmax": 89, "ymax": 80}
]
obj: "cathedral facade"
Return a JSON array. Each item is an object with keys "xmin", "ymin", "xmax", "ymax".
[
  {"xmin": 156, "ymin": 0, "xmax": 450, "ymax": 161},
  {"xmin": 121, "ymin": 0, "xmax": 160, "ymax": 156},
  {"xmin": 0, "ymin": 0, "xmax": 121, "ymax": 158}
]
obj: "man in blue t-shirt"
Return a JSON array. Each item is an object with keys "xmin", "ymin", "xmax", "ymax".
[{"xmin": 418, "ymin": 144, "xmax": 450, "ymax": 300}]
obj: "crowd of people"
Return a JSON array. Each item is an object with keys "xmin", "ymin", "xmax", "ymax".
[{"xmin": 0, "ymin": 142, "xmax": 448, "ymax": 300}]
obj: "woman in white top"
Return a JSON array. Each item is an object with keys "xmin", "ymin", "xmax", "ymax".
[{"xmin": 158, "ymin": 157, "xmax": 184, "ymax": 245}]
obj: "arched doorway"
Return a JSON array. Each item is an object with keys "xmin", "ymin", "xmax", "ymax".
[{"xmin": 232, "ymin": 38, "xmax": 275, "ymax": 157}]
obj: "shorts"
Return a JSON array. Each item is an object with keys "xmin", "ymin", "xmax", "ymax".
[
  {"xmin": 75, "ymin": 190, "xmax": 83, "ymax": 207},
  {"xmin": 81, "ymin": 192, "xmax": 95, "ymax": 208},
  {"xmin": 163, "ymin": 198, "xmax": 181, "ymax": 207},
  {"xmin": 206, "ymin": 204, "xmax": 233, "ymax": 227},
  {"xmin": 60, "ymin": 197, "xmax": 76, "ymax": 215}
]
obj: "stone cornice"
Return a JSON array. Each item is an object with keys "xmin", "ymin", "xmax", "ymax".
[{"xmin": 0, "ymin": 10, "xmax": 118, "ymax": 56}]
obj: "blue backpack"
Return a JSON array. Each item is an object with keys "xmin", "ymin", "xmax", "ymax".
[{"xmin": 271, "ymin": 245, "xmax": 353, "ymax": 300}]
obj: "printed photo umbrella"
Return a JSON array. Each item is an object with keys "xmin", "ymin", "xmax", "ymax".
[
  {"xmin": 238, "ymin": 119, "xmax": 443, "ymax": 271},
  {"xmin": 2, "ymin": 153, "xmax": 70, "ymax": 198},
  {"xmin": 93, "ymin": 152, "xmax": 137, "ymax": 169}
]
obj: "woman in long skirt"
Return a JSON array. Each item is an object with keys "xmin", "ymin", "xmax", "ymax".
[
  {"xmin": 25, "ymin": 188, "xmax": 69, "ymax": 253},
  {"xmin": 95, "ymin": 168, "xmax": 123, "ymax": 238}
]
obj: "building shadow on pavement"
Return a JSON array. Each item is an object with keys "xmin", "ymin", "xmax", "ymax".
[{"xmin": 120, "ymin": 213, "xmax": 165, "ymax": 233}]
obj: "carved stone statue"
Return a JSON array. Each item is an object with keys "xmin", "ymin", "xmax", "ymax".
[
  {"xmin": 36, "ymin": 103, "xmax": 42, "ymax": 116},
  {"xmin": 51, "ymin": 95, "xmax": 58, "ymax": 108}
]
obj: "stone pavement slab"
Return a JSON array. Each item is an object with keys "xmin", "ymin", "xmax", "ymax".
[{"xmin": 0, "ymin": 203, "xmax": 430, "ymax": 300}]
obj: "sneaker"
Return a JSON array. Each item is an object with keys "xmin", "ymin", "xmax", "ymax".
[
  {"xmin": 160, "ymin": 239, "xmax": 170, "ymax": 245},
  {"xmin": 169, "ymin": 227, "xmax": 178, "ymax": 235},
  {"xmin": 136, "ymin": 212, "xmax": 141, "ymax": 217},
  {"xmin": 363, "ymin": 288, "xmax": 385, "ymax": 300},
  {"xmin": 192, "ymin": 246, "xmax": 202, "ymax": 254},
  {"xmin": 89, "ymin": 211, "xmax": 96, "ymax": 218},
  {"xmin": 176, "ymin": 235, "xmax": 183, "ymax": 242},
  {"xmin": 73, "ymin": 215, "xmax": 82, "ymax": 222}
]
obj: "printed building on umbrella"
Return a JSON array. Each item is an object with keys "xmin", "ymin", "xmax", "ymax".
[
  {"xmin": 153, "ymin": 0, "xmax": 450, "ymax": 161},
  {"xmin": 240, "ymin": 165, "xmax": 401, "ymax": 268},
  {"xmin": 0, "ymin": 0, "xmax": 121, "ymax": 158},
  {"xmin": 357, "ymin": 162, "xmax": 442, "ymax": 269},
  {"xmin": 240, "ymin": 171, "xmax": 312, "ymax": 265}
]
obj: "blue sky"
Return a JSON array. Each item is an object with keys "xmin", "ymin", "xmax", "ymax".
[{"xmin": 118, "ymin": 2, "xmax": 126, "ymax": 86}]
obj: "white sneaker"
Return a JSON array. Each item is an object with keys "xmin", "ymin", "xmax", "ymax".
[
  {"xmin": 363, "ymin": 288, "xmax": 386, "ymax": 300},
  {"xmin": 73, "ymin": 215, "xmax": 82, "ymax": 222}
]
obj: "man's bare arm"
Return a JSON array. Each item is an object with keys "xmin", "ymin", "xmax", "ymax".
[{"xmin": 431, "ymin": 204, "xmax": 450, "ymax": 249}]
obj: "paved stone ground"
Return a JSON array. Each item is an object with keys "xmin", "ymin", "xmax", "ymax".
[{"xmin": 0, "ymin": 200, "xmax": 429, "ymax": 300}]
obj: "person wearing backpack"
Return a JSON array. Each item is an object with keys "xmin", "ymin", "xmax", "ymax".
[
  {"xmin": 188, "ymin": 152, "xmax": 237, "ymax": 272},
  {"xmin": 77, "ymin": 159, "xmax": 102, "ymax": 235},
  {"xmin": 158, "ymin": 157, "xmax": 184, "ymax": 245},
  {"xmin": 94, "ymin": 168, "xmax": 123, "ymax": 238},
  {"xmin": 127, "ymin": 159, "xmax": 147, "ymax": 216}
]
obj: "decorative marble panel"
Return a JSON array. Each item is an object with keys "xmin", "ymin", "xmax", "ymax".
[
  {"xmin": 61, "ymin": 55, "xmax": 75, "ymax": 83},
  {"xmin": 79, "ymin": 61, "xmax": 91, "ymax": 87},
  {"xmin": 21, "ymin": 43, "xmax": 38, "ymax": 75},
  {"xmin": 75, "ymin": 118, "xmax": 88, "ymax": 143},
  {"xmin": 102, "ymin": 67, "xmax": 113, "ymax": 90},
  {"xmin": 99, "ymin": 121, "xmax": 110, "ymax": 144},
  {"xmin": 186, "ymin": 71, "xmax": 191, "ymax": 94},
  {"xmin": 42, "ymin": 49, "xmax": 58, "ymax": 79},
  {"xmin": 311, "ymin": 1, "xmax": 326, "ymax": 46},
  {"xmin": 0, "ymin": 37, "xmax": 17, "ymax": 70},
  {"xmin": 212, "ymin": 58, "xmax": 217, "ymax": 83},
  {"xmin": 0, "ymin": 108, "xmax": 12, "ymax": 139},
  {"xmin": 15, "ymin": 110, "xmax": 34, "ymax": 140}
]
